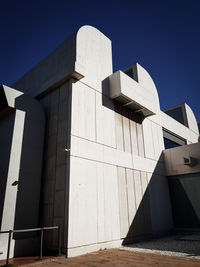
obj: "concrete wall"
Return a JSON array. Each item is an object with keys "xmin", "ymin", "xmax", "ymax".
[
  {"xmin": 0, "ymin": 86, "xmax": 45, "ymax": 259},
  {"xmin": 11, "ymin": 25, "xmax": 200, "ymax": 258},
  {"xmin": 39, "ymin": 81, "xmax": 72, "ymax": 251},
  {"xmin": 67, "ymin": 27, "xmax": 199, "ymax": 255},
  {"xmin": 164, "ymin": 142, "xmax": 200, "ymax": 176},
  {"xmin": 0, "ymin": 112, "xmax": 15, "ymax": 227},
  {"xmin": 0, "ymin": 111, "xmax": 16, "ymax": 258}
]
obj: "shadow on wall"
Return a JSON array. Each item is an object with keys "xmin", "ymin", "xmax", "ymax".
[
  {"xmin": 168, "ymin": 173, "xmax": 200, "ymax": 230},
  {"xmin": 120, "ymin": 155, "xmax": 172, "ymax": 246},
  {"xmin": 122, "ymin": 178, "xmax": 152, "ymax": 245},
  {"xmin": 102, "ymin": 78, "xmax": 173, "ymax": 244},
  {"xmin": 122, "ymin": 162, "xmax": 200, "ymax": 257},
  {"xmin": 13, "ymin": 94, "xmax": 45, "ymax": 257},
  {"xmin": 0, "ymin": 111, "xmax": 16, "ymax": 229},
  {"xmin": 102, "ymin": 76, "xmax": 200, "ymax": 256},
  {"xmin": 39, "ymin": 83, "xmax": 72, "ymax": 256}
]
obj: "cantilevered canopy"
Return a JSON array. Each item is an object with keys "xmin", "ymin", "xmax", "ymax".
[{"xmin": 109, "ymin": 63, "xmax": 160, "ymax": 118}]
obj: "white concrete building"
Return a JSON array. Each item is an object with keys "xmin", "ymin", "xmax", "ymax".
[{"xmin": 0, "ymin": 25, "xmax": 199, "ymax": 259}]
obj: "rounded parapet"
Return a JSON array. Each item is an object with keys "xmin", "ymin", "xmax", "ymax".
[
  {"xmin": 136, "ymin": 63, "xmax": 160, "ymax": 111},
  {"xmin": 13, "ymin": 25, "xmax": 113, "ymax": 96},
  {"xmin": 76, "ymin": 25, "xmax": 113, "ymax": 91},
  {"xmin": 185, "ymin": 103, "xmax": 199, "ymax": 134}
]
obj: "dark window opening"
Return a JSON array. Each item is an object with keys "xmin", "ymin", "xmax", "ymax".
[
  {"xmin": 164, "ymin": 137, "xmax": 181, "ymax": 149},
  {"xmin": 163, "ymin": 129, "xmax": 186, "ymax": 149},
  {"xmin": 124, "ymin": 69, "xmax": 133, "ymax": 79},
  {"xmin": 164, "ymin": 106, "xmax": 188, "ymax": 128}
]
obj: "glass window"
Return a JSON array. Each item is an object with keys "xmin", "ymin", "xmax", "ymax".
[{"xmin": 164, "ymin": 137, "xmax": 181, "ymax": 149}]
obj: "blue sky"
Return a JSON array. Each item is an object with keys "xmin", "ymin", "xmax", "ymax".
[{"xmin": 0, "ymin": 0, "xmax": 199, "ymax": 120}]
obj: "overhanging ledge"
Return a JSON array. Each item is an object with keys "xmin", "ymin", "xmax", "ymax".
[{"xmin": 109, "ymin": 70, "xmax": 157, "ymax": 117}]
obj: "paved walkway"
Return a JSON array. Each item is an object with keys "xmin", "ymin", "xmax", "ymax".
[{"xmin": 2, "ymin": 249, "xmax": 200, "ymax": 267}]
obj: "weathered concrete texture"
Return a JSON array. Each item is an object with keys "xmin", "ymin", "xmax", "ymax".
[
  {"xmin": 117, "ymin": 167, "xmax": 152, "ymax": 241},
  {"xmin": 7, "ymin": 25, "xmax": 200, "ymax": 259},
  {"xmin": 71, "ymin": 82, "xmax": 96, "ymax": 142},
  {"xmin": 76, "ymin": 26, "xmax": 113, "ymax": 92},
  {"xmin": 109, "ymin": 70, "xmax": 157, "ymax": 116},
  {"xmin": 164, "ymin": 142, "xmax": 200, "ymax": 176},
  {"xmin": 39, "ymin": 81, "xmax": 72, "ymax": 252},
  {"xmin": 68, "ymin": 157, "xmax": 120, "ymax": 248}
]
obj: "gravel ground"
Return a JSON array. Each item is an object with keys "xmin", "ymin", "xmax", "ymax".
[{"xmin": 121, "ymin": 235, "xmax": 200, "ymax": 259}]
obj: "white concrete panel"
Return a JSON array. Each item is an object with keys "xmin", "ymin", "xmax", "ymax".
[
  {"xmin": 96, "ymin": 163, "xmax": 105, "ymax": 243},
  {"xmin": 115, "ymin": 149, "xmax": 133, "ymax": 169},
  {"xmin": 93, "ymin": 162, "xmax": 120, "ymax": 243},
  {"xmin": 71, "ymin": 82, "xmax": 96, "ymax": 141},
  {"xmin": 185, "ymin": 103, "xmax": 199, "ymax": 134},
  {"xmin": 103, "ymin": 164, "xmax": 120, "ymax": 241},
  {"xmin": 132, "ymin": 155, "xmax": 156, "ymax": 174},
  {"xmin": 0, "ymin": 110, "xmax": 25, "ymax": 260},
  {"xmin": 130, "ymin": 120, "xmax": 139, "ymax": 155},
  {"xmin": 1, "ymin": 110, "xmax": 25, "ymax": 232},
  {"xmin": 151, "ymin": 122, "xmax": 163, "ymax": 160},
  {"xmin": 148, "ymin": 113, "xmax": 162, "ymax": 125},
  {"xmin": 142, "ymin": 119, "xmax": 155, "ymax": 159},
  {"xmin": 136, "ymin": 63, "xmax": 160, "ymax": 113},
  {"xmin": 76, "ymin": 26, "xmax": 113, "ymax": 92},
  {"xmin": 115, "ymin": 111, "xmax": 124, "ymax": 151},
  {"xmin": 68, "ymin": 158, "xmax": 119, "ymax": 248},
  {"xmin": 123, "ymin": 116, "xmax": 131, "ymax": 153},
  {"xmin": 96, "ymin": 92, "xmax": 116, "ymax": 148},
  {"xmin": 136, "ymin": 123, "xmax": 145, "ymax": 157},
  {"xmin": 140, "ymin": 171, "xmax": 148, "ymax": 198},
  {"xmin": 126, "ymin": 169, "xmax": 137, "ymax": 226},
  {"xmin": 71, "ymin": 135, "xmax": 103, "ymax": 164},
  {"xmin": 157, "ymin": 124, "xmax": 165, "ymax": 154},
  {"xmin": 117, "ymin": 167, "xmax": 129, "ymax": 238},
  {"xmin": 68, "ymin": 157, "xmax": 97, "ymax": 248},
  {"xmin": 133, "ymin": 170, "xmax": 142, "ymax": 210},
  {"xmin": 71, "ymin": 135, "xmax": 165, "ymax": 173}
]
